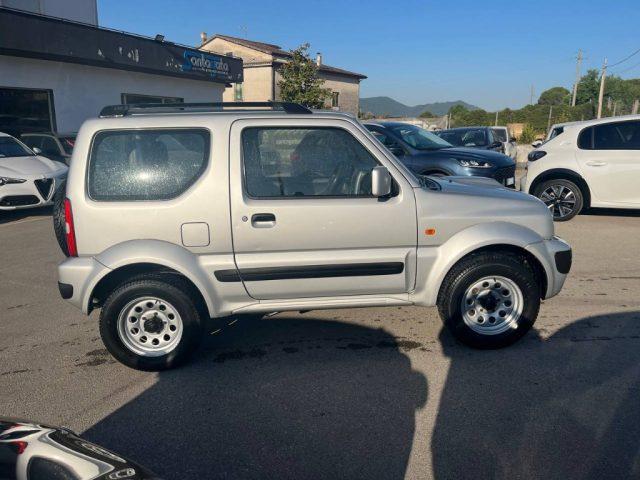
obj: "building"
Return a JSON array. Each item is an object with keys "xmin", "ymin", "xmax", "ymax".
[
  {"xmin": 0, "ymin": 4, "xmax": 242, "ymax": 134},
  {"xmin": 200, "ymin": 34, "xmax": 366, "ymax": 116}
]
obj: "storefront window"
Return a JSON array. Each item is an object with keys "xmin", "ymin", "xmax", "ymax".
[
  {"xmin": 0, "ymin": 87, "xmax": 55, "ymax": 135},
  {"xmin": 121, "ymin": 93, "xmax": 184, "ymax": 105}
]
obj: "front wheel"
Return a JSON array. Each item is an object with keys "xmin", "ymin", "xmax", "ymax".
[
  {"xmin": 99, "ymin": 277, "xmax": 203, "ymax": 370},
  {"xmin": 437, "ymin": 252, "xmax": 541, "ymax": 349},
  {"xmin": 534, "ymin": 179, "xmax": 583, "ymax": 221}
]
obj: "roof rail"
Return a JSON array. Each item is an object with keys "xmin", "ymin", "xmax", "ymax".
[{"xmin": 99, "ymin": 101, "xmax": 312, "ymax": 117}]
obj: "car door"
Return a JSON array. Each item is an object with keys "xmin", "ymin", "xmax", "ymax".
[
  {"xmin": 575, "ymin": 120, "xmax": 640, "ymax": 205},
  {"xmin": 228, "ymin": 118, "xmax": 417, "ymax": 300}
]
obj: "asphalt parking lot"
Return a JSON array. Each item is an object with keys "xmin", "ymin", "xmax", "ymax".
[{"xmin": 1, "ymin": 206, "xmax": 640, "ymax": 480}]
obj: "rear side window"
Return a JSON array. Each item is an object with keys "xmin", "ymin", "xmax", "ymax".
[
  {"xmin": 88, "ymin": 129, "xmax": 209, "ymax": 201},
  {"xmin": 577, "ymin": 127, "xmax": 592, "ymax": 149}
]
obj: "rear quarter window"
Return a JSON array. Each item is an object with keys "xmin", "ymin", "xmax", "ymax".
[{"xmin": 88, "ymin": 128, "xmax": 209, "ymax": 201}]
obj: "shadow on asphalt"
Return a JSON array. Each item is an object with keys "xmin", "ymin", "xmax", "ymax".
[
  {"xmin": 0, "ymin": 206, "xmax": 52, "ymax": 225},
  {"xmin": 432, "ymin": 311, "xmax": 640, "ymax": 480},
  {"xmin": 84, "ymin": 314, "xmax": 428, "ymax": 480}
]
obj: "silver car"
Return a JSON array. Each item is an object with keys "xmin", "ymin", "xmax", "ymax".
[{"xmin": 56, "ymin": 102, "xmax": 571, "ymax": 370}]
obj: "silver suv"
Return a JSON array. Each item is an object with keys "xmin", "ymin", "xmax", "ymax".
[{"xmin": 56, "ymin": 102, "xmax": 572, "ymax": 370}]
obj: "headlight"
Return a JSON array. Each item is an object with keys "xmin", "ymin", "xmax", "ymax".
[
  {"xmin": 528, "ymin": 150, "xmax": 547, "ymax": 161},
  {"xmin": 457, "ymin": 159, "xmax": 493, "ymax": 168},
  {"xmin": 0, "ymin": 177, "xmax": 27, "ymax": 186}
]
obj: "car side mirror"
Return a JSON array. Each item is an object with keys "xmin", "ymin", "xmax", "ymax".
[
  {"xmin": 371, "ymin": 166, "xmax": 392, "ymax": 197},
  {"xmin": 531, "ymin": 140, "xmax": 542, "ymax": 148},
  {"xmin": 32, "ymin": 147, "xmax": 42, "ymax": 154}
]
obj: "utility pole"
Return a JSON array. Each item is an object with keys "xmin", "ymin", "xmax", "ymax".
[
  {"xmin": 612, "ymin": 101, "xmax": 617, "ymax": 116},
  {"xmin": 571, "ymin": 49, "xmax": 582, "ymax": 107},
  {"xmin": 633, "ymin": 99, "xmax": 639, "ymax": 115},
  {"xmin": 495, "ymin": 111, "xmax": 499, "ymax": 126},
  {"xmin": 547, "ymin": 105, "xmax": 553, "ymax": 131},
  {"xmin": 597, "ymin": 58, "xmax": 607, "ymax": 119},
  {"xmin": 530, "ymin": 85, "xmax": 535, "ymax": 105}
]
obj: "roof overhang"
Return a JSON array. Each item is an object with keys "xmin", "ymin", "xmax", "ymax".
[{"xmin": 0, "ymin": 7, "xmax": 243, "ymax": 84}]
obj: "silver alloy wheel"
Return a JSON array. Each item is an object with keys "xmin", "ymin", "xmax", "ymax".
[
  {"xmin": 117, "ymin": 297, "xmax": 183, "ymax": 357},
  {"xmin": 540, "ymin": 184, "xmax": 577, "ymax": 219},
  {"xmin": 460, "ymin": 276, "xmax": 524, "ymax": 335}
]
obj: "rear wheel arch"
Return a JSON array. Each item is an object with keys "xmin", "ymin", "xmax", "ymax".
[
  {"xmin": 89, "ymin": 263, "xmax": 209, "ymax": 319},
  {"xmin": 529, "ymin": 169, "xmax": 591, "ymax": 209}
]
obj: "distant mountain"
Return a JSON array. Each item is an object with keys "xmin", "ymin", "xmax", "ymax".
[{"xmin": 360, "ymin": 96, "xmax": 480, "ymax": 117}]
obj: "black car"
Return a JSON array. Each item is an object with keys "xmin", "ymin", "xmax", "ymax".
[
  {"xmin": 20, "ymin": 132, "xmax": 76, "ymax": 165},
  {"xmin": 435, "ymin": 126, "xmax": 505, "ymax": 153},
  {"xmin": 364, "ymin": 122, "xmax": 516, "ymax": 187}
]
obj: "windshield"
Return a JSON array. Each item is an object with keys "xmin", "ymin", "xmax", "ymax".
[
  {"xmin": 438, "ymin": 128, "xmax": 489, "ymax": 147},
  {"xmin": 389, "ymin": 124, "xmax": 452, "ymax": 150},
  {"xmin": 491, "ymin": 128, "xmax": 507, "ymax": 142},
  {"xmin": 0, "ymin": 136, "xmax": 35, "ymax": 158}
]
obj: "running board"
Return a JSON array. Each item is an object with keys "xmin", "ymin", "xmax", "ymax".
[{"xmin": 232, "ymin": 294, "xmax": 412, "ymax": 315}]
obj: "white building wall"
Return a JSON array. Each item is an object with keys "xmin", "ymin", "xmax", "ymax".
[
  {"xmin": 0, "ymin": 55, "xmax": 225, "ymax": 132},
  {"xmin": 0, "ymin": 0, "xmax": 98, "ymax": 24}
]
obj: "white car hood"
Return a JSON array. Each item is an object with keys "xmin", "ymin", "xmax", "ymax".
[{"xmin": 0, "ymin": 155, "xmax": 67, "ymax": 178}]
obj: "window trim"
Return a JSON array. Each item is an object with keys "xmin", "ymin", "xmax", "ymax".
[
  {"xmin": 240, "ymin": 125, "xmax": 395, "ymax": 200},
  {"xmin": 86, "ymin": 127, "xmax": 211, "ymax": 202}
]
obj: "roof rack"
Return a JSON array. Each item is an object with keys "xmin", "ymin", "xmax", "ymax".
[{"xmin": 99, "ymin": 101, "xmax": 312, "ymax": 117}]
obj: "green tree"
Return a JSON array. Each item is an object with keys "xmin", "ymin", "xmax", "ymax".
[
  {"xmin": 278, "ymin": 43, "xmax": 331, "ymax": 109},
  {"xmin": 419, "ymin": 110, "xmax": 436, "ymax": 118},
  {"xmin": 538, "ymin": 87, "xmax": 570, "ymax": 106},
  {"xmin": 575, "ymin": 69, "xmax": 600, "ymax": 107}
]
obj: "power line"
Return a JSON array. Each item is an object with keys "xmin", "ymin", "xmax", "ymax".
[
  {"xmin": 609, "ymin": 47, "xmax": 640, "ymax": 68},
  {"xmin": 617, "ymin": 59, "xmax": 640, "ymax": 75}
]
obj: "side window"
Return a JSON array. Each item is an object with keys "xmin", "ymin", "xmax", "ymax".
[
  {"xmin": 22, "ymin": 135, "xmax": 43, "ymax": 150},
  {"xmin": 88, "ymin": 129, "xmax": 209, "ymax": 201},
  {"xmin": 577, "ymin": 127, "xmax": 592, "ymax": 149},
  {"xmin": 592, "ymin": 121, "xmax": 640, "ymax": 150},
  {"xmin": 242, "ymin": 127, "xmax": 380, "ymax": 198},
  {"xmin": 40, "ymin": 136, "xmax": 60, "ymax": 155}
]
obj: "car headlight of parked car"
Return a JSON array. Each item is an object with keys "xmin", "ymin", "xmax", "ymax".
[
  {"xmin": 0, "ymin": 177, "xmax": 27, "ymax": 186},
  {"xmin": 457, "ymin": 159, "xmax": 493, "ymax": 168},
  {"xmin": 528, "ymin": 150, "xmax": 547, "ymax": 161}
]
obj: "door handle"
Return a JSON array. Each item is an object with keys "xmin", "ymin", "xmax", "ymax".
[
  {"xmin": 251, "ymin": 213, "xmax": 276, "ymax": 228},
  {"xmin": 586, "ymin": 161, "xmax": 607, "ymax": 167}
]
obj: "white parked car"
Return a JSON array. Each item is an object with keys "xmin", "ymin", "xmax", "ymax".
[
  {"xmin": 492, "ymin": 126, "xmax": 517, "ymax": 159},
  {"xmin": 0, "ymin": 132, "xmax": 68, "ymax": 210},
  {"xmin": 522, "ymin": 115, "xmax": 640, "ymax": 221}
]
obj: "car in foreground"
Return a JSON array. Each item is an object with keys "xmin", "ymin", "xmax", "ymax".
[
  {"xmin": 0, "ymin": 132, "xmax": 67, "ymax": 211},
  {"xmin": 491, "ymin": 126, "xmax": 518, "ymax": 159},
  {"xmin": 56, "ymin": 102, "xmax": 571, "ymax": 370},
  {"xmin": 0, "ymin": 417, "xmax": 160, "ymax": 479},
  {"xmin": 436, "ymin": 126, "xmax": 505, "ymax": 153},
  {"xmin": 364, "ymin": 122, "xmax": 516, "ymax": 187},
  {"xmin": 21, "ymin": 132, "xmax": 76, "ymax": 166},
  {"xmin": 522, "ymin": 115, "xmax": 640, "ymax": 221}
]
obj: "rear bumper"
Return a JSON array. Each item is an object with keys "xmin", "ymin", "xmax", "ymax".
[
  {"xmin": 525, "ymin": 236, "xmax": 572, "ymax": 299},
  {"xmin": 57, "ymin": 256, "xmax": 110, "ymax": 314}
]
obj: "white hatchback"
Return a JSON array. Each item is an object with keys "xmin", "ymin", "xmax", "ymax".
[
  {"xmin": 522, "ymin": 115, "xmax": 640, "ymax": 221},
  {"xmin": 0, "ymin": 132, "xmax": 68, "ymax": 210}
]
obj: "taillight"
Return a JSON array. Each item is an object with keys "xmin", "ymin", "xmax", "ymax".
[{"xmin": 63, "ymin": 198, "xmax": 78, "ymax": 257}]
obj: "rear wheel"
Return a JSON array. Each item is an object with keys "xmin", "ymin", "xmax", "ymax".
[
  {"xmin": 437, "ymin": 252, "xmax": 541, "ymax": 349},
  {"xmin": 99, "ymin": 277, "xmax": 203, "ymax": 370},
  {"xmin": 534, "ymin": 178, "xmax": 583, "ymax": 221}
]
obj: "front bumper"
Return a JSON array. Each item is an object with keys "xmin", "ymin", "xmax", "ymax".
[
  {"xmin": 0, "ymin": 173, "xmax": 66, "ymax": 210},
  {"xmin": 525, "ymin": 236, "xmax": 572, "ymax": 299}
]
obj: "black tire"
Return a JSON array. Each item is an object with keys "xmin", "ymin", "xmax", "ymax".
[
  {"xmin": 437, "ymin": 251, "xmax": 541, "ymax": 349},
  {"xmin": 99, "ymin": 277, "xmax": 203, "ymax": 371},
  {"xmin": 52, "ymin": 180, "xmax": 68, "ymax": 256},
  {"xmin": 533, "ymin": 178, "xmax": 583, "ymax": 222}
]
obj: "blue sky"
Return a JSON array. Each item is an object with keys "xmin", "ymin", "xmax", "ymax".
[{"xmin": 98, "ymin": 0, "xmax": 640, "ymax": 111}]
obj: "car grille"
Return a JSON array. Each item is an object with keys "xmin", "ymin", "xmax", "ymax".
[
  {"xmin": 0, "ymin": 195, "xmax": 40, "ymax": 207},
  {"xmin": 34, "ymin": 178, "xmax": 54, "ymax": 200},
  {"xmin": 493, "ymin": 166, "xmax": 516, "ymax": 187}
]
